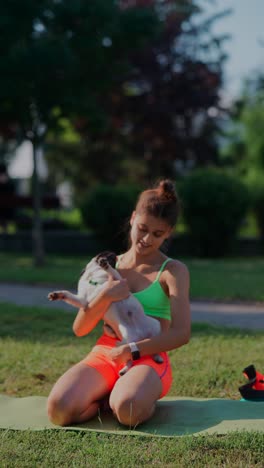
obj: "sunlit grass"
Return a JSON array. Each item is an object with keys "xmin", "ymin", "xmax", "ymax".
[{"xmin": 185, "ymin": 257, "xmax": 264, "ymax": 302}]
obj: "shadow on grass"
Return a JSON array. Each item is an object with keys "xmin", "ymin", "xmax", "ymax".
[{"xmin": 0, "ymin": 302, "xmax": 263, "ymax": 345}]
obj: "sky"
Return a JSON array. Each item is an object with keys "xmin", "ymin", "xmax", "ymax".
[{"xmin": 203, "ymin": 0, "xmax": 264, "ymax": 99}]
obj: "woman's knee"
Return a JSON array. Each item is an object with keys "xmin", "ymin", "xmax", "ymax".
[
  {"xmin": 47, "ymin": 394, "xmax": 73, "ymax": 426},
  {"xmin": 110, "ymin": 394, "xmax": 155, "ymax": 427}
]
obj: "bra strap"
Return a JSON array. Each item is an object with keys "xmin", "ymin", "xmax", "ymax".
[
  {"xmin": 155, "ymin": 258, "xmax": 172, "ymax": 281},
  {"xmin": 115, "ymin": 254, "xmax": 123, "ymax": 268}
]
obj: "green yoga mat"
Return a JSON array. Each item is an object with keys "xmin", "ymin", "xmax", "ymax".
[{"xmin": 0, "ymin": 395, "xmax": 263, "ymax": 437}]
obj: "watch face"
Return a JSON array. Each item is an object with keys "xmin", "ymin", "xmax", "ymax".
[{"xmin": 132, "ymin": 350, "xmax": 140, "ymax": 360}]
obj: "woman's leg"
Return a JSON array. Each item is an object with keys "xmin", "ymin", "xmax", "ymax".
[
  {"xmin": 47, "ymin": 361, "xmax": 110, "ymax": 426},
  {"xmin": 109, "ymin": 365, "xmax": 162, "ymax": 427}
]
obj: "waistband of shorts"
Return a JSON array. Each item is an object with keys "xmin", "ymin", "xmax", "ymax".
[{"xmin": 96, "ymin": 334, "xmax": 121, "ymax": 347}]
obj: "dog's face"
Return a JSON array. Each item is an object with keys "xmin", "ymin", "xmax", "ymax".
[
  {"xmin": 78, "ymin": 251, "xmax": 117, "ymax": 301},
  {"xmin": 95, "ymin": 251, "xmax": 116, "ymax": 268},
  {"xmin": 80, "ymin": 258, "xmax": 107, "ymax": 284}
]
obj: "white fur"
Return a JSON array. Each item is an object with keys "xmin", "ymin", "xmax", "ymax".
[{"xmin": 48, "ymin": 255, "xmax": 162, "ymax": 375}]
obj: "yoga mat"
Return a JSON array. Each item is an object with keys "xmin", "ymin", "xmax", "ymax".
[{"xmin": 0, "ymin": 395, "xmax": 263, "ymax": 437}]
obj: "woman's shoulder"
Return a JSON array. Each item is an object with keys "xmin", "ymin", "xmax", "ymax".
[
  {"xmin": 164, "ymin": 257, "xmax": 190, "ymax": 279},
  {"xmin": 161, "ymin": 258, "xmax": 190, "ymax": 295}
]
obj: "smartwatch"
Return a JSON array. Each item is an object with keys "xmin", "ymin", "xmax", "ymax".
[{"xmin": 129, "ymin": 342, "xmax": 141, "ymax": 361}]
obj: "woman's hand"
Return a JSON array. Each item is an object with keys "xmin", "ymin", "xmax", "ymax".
[
  {"xmin": 108, "ymin": 343, "xmax": 131, "ymax": 365},
  {"xmin": 104, "ymin": 277, "xmax": 130, "ymax": 303}
]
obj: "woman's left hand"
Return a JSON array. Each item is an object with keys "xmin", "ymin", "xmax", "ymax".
[{"xmin": 108, "ymin": 343, "xmax": 131, "ymax": 365}]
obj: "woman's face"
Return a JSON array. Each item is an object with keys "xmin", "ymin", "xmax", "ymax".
[{"xmin": 130, "ymin": 211, "xmax": 172, "ymax": 255}]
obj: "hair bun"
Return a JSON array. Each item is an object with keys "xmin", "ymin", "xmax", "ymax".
[
  {"xmin": 157, "ymin": 179, "xmax": 177, "ymax": 201},
  {"xmin": 135, "ymin": 178, "xmax": 180, "ymax": 227}
]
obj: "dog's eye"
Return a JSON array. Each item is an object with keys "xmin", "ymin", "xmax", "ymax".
[{"xmin": 89, "ymin": 279, "xmax": 98, "ymax": 286}]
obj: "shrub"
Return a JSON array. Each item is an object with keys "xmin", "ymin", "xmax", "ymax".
[
  {"xmin": 179, "ymin": 168, "xmax": 249, "ymax": 257},
  {"xmin": 14, "ymin": 208, "xmax": 78, "ymax": 231},
  {"xmin": 79, "ymin": 184, "xmax": 141, "ymax": 251},
  {"xmin": 248, "ymin": 175, "xmax": 264, "ymax": 240}
]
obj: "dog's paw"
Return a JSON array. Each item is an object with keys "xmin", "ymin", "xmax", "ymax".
[
  {"xmin": 48, "ymin": 291, "xmax": 65, "ymax": 301},
  {"xmin": 97, "ymin": 257, "xmax": 109, "ymax": 270},
  {"xmin": 119, "ymin": 366, "xmax": 129, "ymax": 376},
  {"xmin": 118, "ymin": 360, "xmax": 133, "ymax": 376}
]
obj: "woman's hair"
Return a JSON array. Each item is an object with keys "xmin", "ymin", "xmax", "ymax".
[{"xmin": 135, "ymin": 179, "xmax": 180, "ymax": 227}]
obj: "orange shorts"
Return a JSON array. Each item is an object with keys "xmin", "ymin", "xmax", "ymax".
[{"xmin": 82, "ymin": 334, "xmax": 172, "ymax": 399}]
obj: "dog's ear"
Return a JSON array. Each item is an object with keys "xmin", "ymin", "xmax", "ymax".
[
  {"xmin": 106, "ymin": 251, "xmax": 117, "ymax": 268},
  {"xmin": 96, "ymin": 251, "xmax": 117, "ymax": 268}
]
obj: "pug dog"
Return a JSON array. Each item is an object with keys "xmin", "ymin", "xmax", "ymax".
[{"xmin": 48, "ymin": 251, "xmax": 163, "ymax": 375}]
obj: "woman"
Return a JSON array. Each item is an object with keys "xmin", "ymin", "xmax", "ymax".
[{"xmin": 47, "ymin": 179, "xmax": 191, "ymax": 427}]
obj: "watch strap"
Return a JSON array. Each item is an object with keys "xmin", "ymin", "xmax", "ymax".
[{"xmin": 129, "ymin": 342, "xmax": 141, "ymax": 361}]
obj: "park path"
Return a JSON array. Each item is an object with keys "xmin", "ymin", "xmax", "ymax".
[{"xmin": 0, "ymin": 282, "xmax": 264, "ymax": 330}]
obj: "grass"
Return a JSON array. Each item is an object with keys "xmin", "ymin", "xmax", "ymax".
[
  {"xmin": 186, "ymin": 257, "xmax": 264, "ymax": 302},
  {"xmin": 0, "ymin": 252, "xmax": 263, "ymax": 465},
  {"xmin": 0, "ymin": 252, "xmax": 85, "ymax": 286},
  {"xmin": 0, "ymin": 252, "xmax": 264, "ymax": 302},
  {"xmin": 1, "ymin": 303, "xmax": 263, "ymax": 399},
  {"xmin": 1, "ymin": 430, "xmax": 263, "ymax": 467},
  {"xmin": 0, "ymin": 303, "xmax": 264, "ymax": 467}
]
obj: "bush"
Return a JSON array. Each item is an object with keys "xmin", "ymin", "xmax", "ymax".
[
  {"xmin": 248, "ymin": 175, "xmax": 264, "ymax": 240},
  {"xmin": 15, "ymin": 211, "xmax": 73, "ymax": 231},
  {"xmin": 179, "ymin": 168, "xmax": 249, "ymax": 257},
  {"xmin": 79, "ymin": 184, "xmax": 141, "ymax": 251}
]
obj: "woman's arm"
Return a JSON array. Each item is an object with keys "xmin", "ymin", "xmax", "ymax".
[
  {"xmin": 139, "ymin": 261, "xmax": 190, "ymax": 354},
  {"xmin": 109, "ymin": 261, "xmax": 191, "ymax": 362},
  {"xmin": 73, "ymin": 277, "xmax": 130, "ymax": 337}
]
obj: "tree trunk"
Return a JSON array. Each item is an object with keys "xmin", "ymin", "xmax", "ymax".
[{"xmin": 32, "ymin": 138, "xmax": 45, "ymax": 266}]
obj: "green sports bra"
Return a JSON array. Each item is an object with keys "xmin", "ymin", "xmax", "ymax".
[{"xmin": 117, "ymin": 257, "xmax": 172, "ymax": 321}]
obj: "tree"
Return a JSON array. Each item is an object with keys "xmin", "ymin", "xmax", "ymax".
[
  {"xmin": 45, "ymin": 0, "xmax": 230, "ymax": 196},
  {"xmin": 221, "ymin": 75, "xmax": 264, "ymax": 178},
  {"xmin": 221, "ymin": 75, "xmax": 264, "ymax": 241},
  {"xmin": 0, "ymin": 0, "xmax": 159, "ymax": 265}
]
